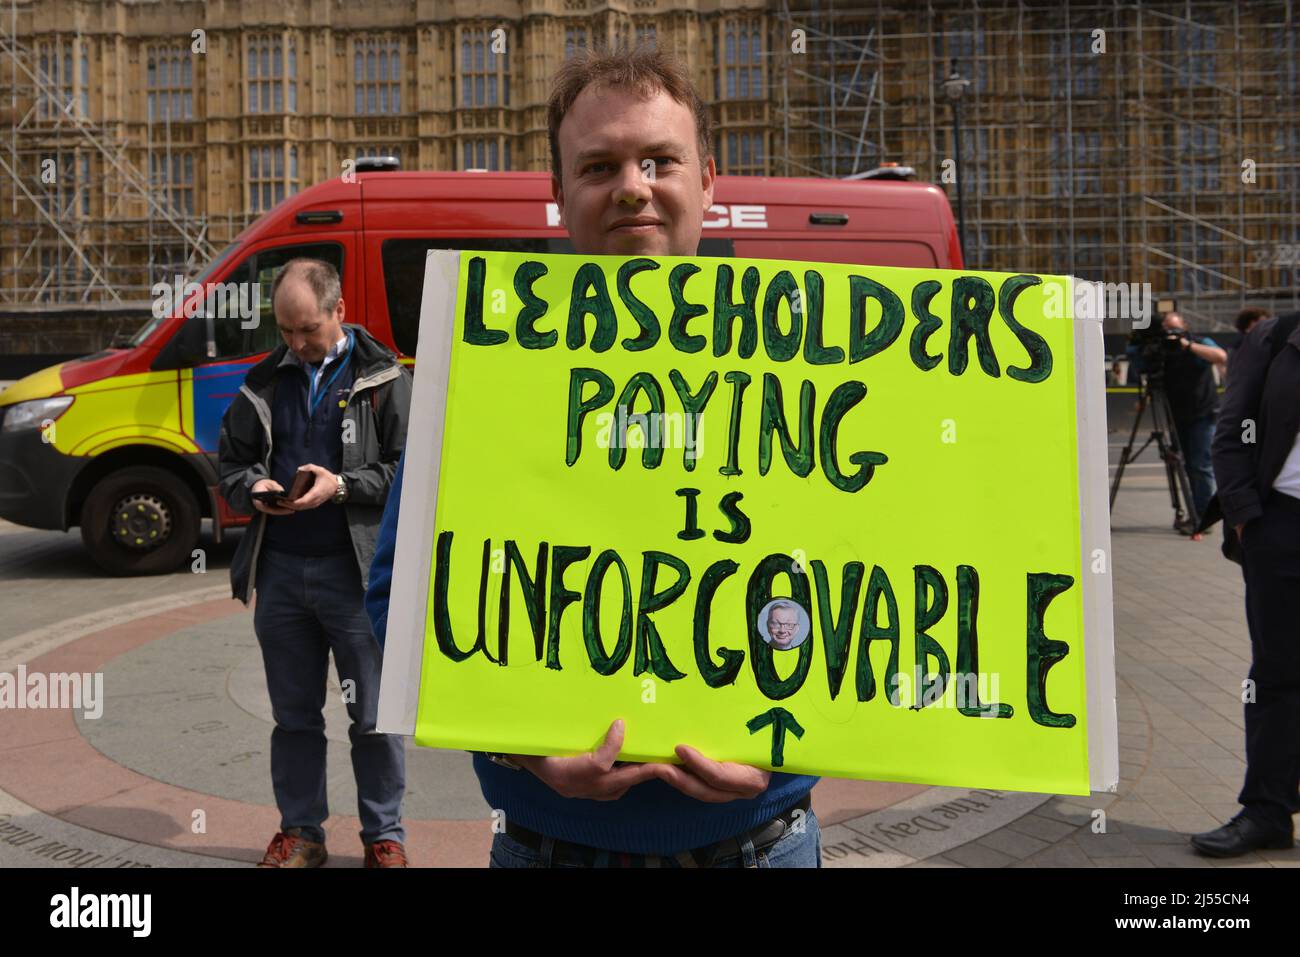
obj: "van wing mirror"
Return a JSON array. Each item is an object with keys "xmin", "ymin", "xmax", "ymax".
[{"xmin": 150, "ymin": 312, "xmax": 218, "ymax": 370}]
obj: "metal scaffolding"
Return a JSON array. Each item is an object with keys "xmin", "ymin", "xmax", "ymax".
[
  {"xmin": 773, "ymin": 0, "xmax": 884, "ymax": 178},
  {"xmin": 771, "ymin": 0, "xmax": 1300, "ymax": 330},
  {"xmin": 0, "ymin": 0, "xmax": 215, "ymax": 305},
  {"xmin": 1, "ymin": 0, "xmax": 1296, "ymax": 333}
]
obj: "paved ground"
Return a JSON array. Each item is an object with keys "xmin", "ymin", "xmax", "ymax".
[{"xmin": 0, "ymin": 445, "xmax": 1295, "ymax": 868}]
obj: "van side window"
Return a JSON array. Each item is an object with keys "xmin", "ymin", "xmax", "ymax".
[
  {"xmin": 201, "ymin": 242, "xmax": 346, "ymax": 361},
  {"xmin": 379, "ymin": 237, "xmax": 733, "ymax": 356},
  {"xmin": 209, "ymin": 258, "xmax": 254, "ymax": 358}
]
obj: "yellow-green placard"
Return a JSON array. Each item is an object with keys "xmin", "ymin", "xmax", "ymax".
[{"xmin": 400, "ymin": 250, "xmax": 1113, "ymax": 796}]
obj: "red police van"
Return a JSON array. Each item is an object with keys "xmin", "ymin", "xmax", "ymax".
[{"xmin": 0, "ymin": 166, "xmax": 962, "ymax": 573}]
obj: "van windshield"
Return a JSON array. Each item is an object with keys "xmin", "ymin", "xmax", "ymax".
[{"xmin": 125, "ymin": 242, "xmax": 243, "ymax": 348}]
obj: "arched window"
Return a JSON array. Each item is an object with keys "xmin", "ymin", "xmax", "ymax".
[
  {"xmin": 354, "ymin": 36, "xmax": 401, "ymax": 115},
  {"xmin": 719, "ymin": 20, "xmax": 762, "ymax": 101},
  {"xmin": 462, "ymin": 27, "xmax": 508, "ymax": 107},
  {"xmin": 148, "ymin": 45, "xmax": 193, "ymax": 119}
]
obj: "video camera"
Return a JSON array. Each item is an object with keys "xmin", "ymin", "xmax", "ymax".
[{"xmin": 1129, "ymin": 298, "xmax": 1185, "ymax": 380}]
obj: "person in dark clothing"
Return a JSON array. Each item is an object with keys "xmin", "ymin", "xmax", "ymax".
[
  {"xmin": 219, "ymin": 258, "xmax": 413, "ymax": 868},
  {"xmin": 1192, "ymin": 311, "xmax": 1300, "ymax": 858},
  {"xmin": 1226, "ymin": 308, "xmax": 1271, "ymax": 385},
  {"xmin": 1158, "ymin": 312, "xmax": 1227, "ymax": 520},
  {"xmin": 1234, "ymin": 307, "xmax": 1270, "ymax": 337}
]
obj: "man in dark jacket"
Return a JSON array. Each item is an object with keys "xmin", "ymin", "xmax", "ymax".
[
  {"xmin": 219, "ymin": 258, "xmax": 413, "ymax": 868},
  {"xmin": 1192, "ymin": 312, "xmax": 1300, "ymax": 857}
]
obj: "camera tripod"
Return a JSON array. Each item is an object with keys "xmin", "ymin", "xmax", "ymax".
[{"xmin": 1109, "ymin": 376, "xmax": 1200, "ymax": 534}]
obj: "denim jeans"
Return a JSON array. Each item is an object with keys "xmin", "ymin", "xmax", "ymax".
[
  {"xmin": 1176, "ymin": 415, "xmax": 1217, "ymax": 518},
  {"xmin": 488, "ymin": 808, "xmax": 822, "ymax": 868},
  {"xmin": 253, "ymin": 547, "xmax": 406, "ymax": 845}
]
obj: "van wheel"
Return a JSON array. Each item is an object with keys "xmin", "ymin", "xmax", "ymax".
[{"xmin": 80, "ymin": 466, "xmax": 201, "ymax": 575}]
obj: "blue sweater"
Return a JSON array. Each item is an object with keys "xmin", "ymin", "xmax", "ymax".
[
  {"xmin": 263, "ymin": 342, "xmax": 353, "ymax": 555},
  {"xmin": 365, "ymin": 451, "xmax": 817, "ymax": 855}
]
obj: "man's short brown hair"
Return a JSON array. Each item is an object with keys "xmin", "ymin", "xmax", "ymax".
[{"xmin": 547, "ymin": 46, "xmax": 712, "ymax": 175}]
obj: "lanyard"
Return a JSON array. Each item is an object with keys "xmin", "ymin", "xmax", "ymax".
[{"xmin": 306, "ymin": 331, "xmax": 353, "ymax": 418}]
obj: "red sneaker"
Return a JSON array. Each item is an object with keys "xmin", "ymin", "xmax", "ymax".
[
  {"xmin": 364, "ymin": 839, "xmax": 408, "ymax": 868},
  {"xmin": 257, "ymin": 828, "xmax": 327, "ymax": 868}
]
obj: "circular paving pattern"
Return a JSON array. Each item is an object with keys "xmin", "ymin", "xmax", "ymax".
[{"xmin": 0, "ymin": 587, "xmax": 1050, "ymax": 868}]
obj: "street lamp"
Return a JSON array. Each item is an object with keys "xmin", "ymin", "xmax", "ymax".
[{"xmin": 942, "ymin": 61, "xmax": 971, "ymax": 264}]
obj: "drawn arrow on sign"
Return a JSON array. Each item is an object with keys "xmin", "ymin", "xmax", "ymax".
[{"xmin": 746, "ymin": 707, "xmax": 805, "ymax": 768}]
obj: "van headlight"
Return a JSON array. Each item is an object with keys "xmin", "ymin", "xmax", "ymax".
[{"xmin": 1, "ymin": 396, "xmax": 74, "ymax": 433}]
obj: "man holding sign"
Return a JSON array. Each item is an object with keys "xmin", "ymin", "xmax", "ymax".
[
  {"xmin": 371, "ymin": 43, "xmax": 1116, "ymax": 866},
  {"xmin": 366, "ymin": 48, "xmax": 821, "ymax": 867}
]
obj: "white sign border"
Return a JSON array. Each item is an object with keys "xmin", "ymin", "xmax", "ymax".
[
  {"xmin": 1073, "ymin": 276, "xmax": 1121, "ymax": 793},
  {"xmin": 378, "ymin": 249, "xmax": 460, "ymax": 735}
]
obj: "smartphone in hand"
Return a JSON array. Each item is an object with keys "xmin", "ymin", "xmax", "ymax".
[
  {"xmin": 252, "ymin": 469, "xmax": 315, "ymax": 507},
  {"xmin": 285, "ymin": 468, "xmax": 315, "ymax": 502}
]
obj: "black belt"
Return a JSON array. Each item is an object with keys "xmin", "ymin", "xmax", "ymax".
[{"xmin": 503, "ymin": 793, "xmax": 813, "ymax": 868}]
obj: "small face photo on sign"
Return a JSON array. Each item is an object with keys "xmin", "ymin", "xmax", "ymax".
[{"xmin": 759, "ymin": 599, "xmax": 810, "ymax": 651}]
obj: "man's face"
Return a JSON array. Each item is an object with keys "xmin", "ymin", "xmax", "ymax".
[
  {"xmin": 767, "ymin": 607, "xmax": 801, "ymax": 649},
  {"xmin": 1162, "ymin": 312, "xmax": 1185, "ymax": 333},
  {"xmin": 274, "ymin": 274, "xmax": 345, "ymax": 365},
  {"xmin": 552, "ymin": 84, "xmax": 715, "ymax": 257}
]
